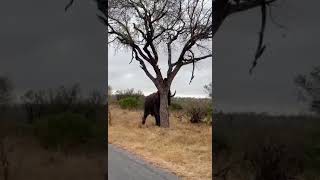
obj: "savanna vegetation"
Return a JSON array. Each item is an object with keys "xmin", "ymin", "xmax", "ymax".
[
  {"xmin": 0, "ymin": 76, "xmax": 107, "ymax": 180},
  {"xmin": 213, "ymin": 112, "xmax": 320, "ymax": 180},
  {"xmin": 108, "ymin": 68, "xmax": 320, "ymax": 180},
  {"xmin": 108, "ymin": 84, "xmax": 212, "ymax": 179},
  {"xmin": 213, "ymin": 67, "xmax": 320, "ymax": 180}
]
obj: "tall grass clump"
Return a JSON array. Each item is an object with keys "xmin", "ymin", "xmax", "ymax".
[{"xmin": 204, "ymin": 105, "xmax": 213, "ymax": 124}]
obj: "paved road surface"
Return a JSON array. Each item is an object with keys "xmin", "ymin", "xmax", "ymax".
[{"xmin": 108, "ymin": 144, "xmax": 179, "ymax": 180}]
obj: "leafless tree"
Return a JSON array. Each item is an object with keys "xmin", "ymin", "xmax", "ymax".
[
  {"xmin": 66, "ymin": 0, "xmax": 277, "ymax": 127},
  {"xmin": 204, "ymin": 82, "xmax": 212, "ymax": 98},
  {"xmin": 0, "ymin": 76, "xmax": 13, "ymax": 114},
  {"xmin": 87, "ymin": 90, "xmax": 105, "ymax": 106},
  {"xmin": 295, "ymin": 66, "xmax": 320, "ymax": 114}
]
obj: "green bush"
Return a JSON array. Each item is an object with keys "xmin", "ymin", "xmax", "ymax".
[
  {"xmin": 115, "ymin": 88, "xmax": 144, "ymax": 101},
  {"xmin": 34, "ymin": 112, "xmax": 94, "ymax": 150},
  {"xmin": 170, "ymin": 102, "xmax": 183, "ymax": 111},
  {"xmin": 119, "ymin": 97, "xmax": 141, "ymax": 110}
]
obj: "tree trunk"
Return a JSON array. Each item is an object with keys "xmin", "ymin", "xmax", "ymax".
[{"xmin": 159, "ymin": 88, "xmax": 170, "ymax": 128}]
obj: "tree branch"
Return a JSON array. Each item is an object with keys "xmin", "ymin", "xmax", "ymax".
[
  {"xmin": 132, "ymin": 48, "xmax": 156, "ymax": 83},
  {"xmin": 182, "ymin": 53, "xmax": 212, "ymax": 65},
  {"xmin": 228, "ymin": 0, "xmax": 276, "ymax": 15},
  {"xmin": 167, "ymin": 41, "xmax": 173, "ymax": 77},
  {"xmin": 65, "ymin": 0, "xmax": 74, "ymax": 11},
  {"xmin": 167, "ymin": 63, "xmax": 182, "ymax": 86},
  {"xmin": 188, "ymin": 50, "xmax": 196, "ymax": 84},
  {"xmin": 133, "ymin": 23, "xmax": 147, "ymax": 39},
  {"xmin": 249, "ymin": 0, "xmax": 267, "ymax": 74}
]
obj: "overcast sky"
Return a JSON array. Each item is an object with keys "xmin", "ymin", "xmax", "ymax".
[
  {"xmin": 214, "ymin": 0, "xmax": 320, "ymax": 114},
  {"xmin": 0, "ymin": 0, "xmax": 107, "ymax": 98},
  {"xmin": 0, "ymin": 0, "xmax": 319, "ymax": 114}
]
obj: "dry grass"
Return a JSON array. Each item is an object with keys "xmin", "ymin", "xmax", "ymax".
[
  {"xmin": 108, "ymin": 105, "xmax": 212, "ymax": 180},
  {"xmin": 0, "ymin": 136, "xmax": 106, "ymax": 180},
  {"xmin": 0, "ymin": 119, "xmax": 106, "ymax": 180}
]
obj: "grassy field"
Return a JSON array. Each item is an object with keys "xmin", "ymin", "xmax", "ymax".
[
  {"xmin": 108, "ymin": 104, "xmax": 212, "ymax": 180},
  {"xmin": 0, "ymin": 116, "xmax": 106, "ymax": 180},
  {"xmin": 1, "ymin": 136, "xmax": 106, "ymax": 180},
  {"xmin": 213, "ymin": 112, "xmax": 320, "ymax": 180}
]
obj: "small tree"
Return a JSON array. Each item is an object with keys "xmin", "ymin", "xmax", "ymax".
[
  {"xmin": 295, "ymin": 66, "xmax": 320, "ymax": 114},
  {"xmin": 66, "ymin": 0, "xmax": 278, "ymax": 127},
  {"xmin": 88, "ymin": 90, "xmax": 105, "ymax": 106},
  {"xmin": 0, "ymin": 76, "xmax": 13, "ymax": 117},
  {"xmin": 20, "ymin": 90, "xmax": 36, "ymax": 123},
  {"xmin": 0, "ymin": 76, "xmax": 13, "ymax": 107},
  {"xmin": 204, "ymin": 82, "xmax": 212, "ymax": 98}
]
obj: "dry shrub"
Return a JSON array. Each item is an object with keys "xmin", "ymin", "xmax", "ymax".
[
  {"xmin": 34, "ymin": 112, "xmax": 96, "ymax": 150},
  {"xmin": 185, "ymin": 100, "xmax": 210, "ymax": 123},
  {"xmin": 244, "ymin": 142, "xmax": 304, "ymax": 180}
]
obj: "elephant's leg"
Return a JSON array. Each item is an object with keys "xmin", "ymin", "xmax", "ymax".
[
  {"xmin": 142, "ymin": 112, "xmax": 148, "ymax": 125},
  {"xmin": 155, "ymin": 113, "xmax": 160, "ymax": 126}
]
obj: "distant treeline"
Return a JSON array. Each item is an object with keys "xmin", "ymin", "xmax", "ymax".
[
  {"xmin": 109, "ymin": 88, "xmax": 211, "ymax": 103},
  {"xmin": 1, "ymin": 82, "xmax": 106, "ymax": 124}
]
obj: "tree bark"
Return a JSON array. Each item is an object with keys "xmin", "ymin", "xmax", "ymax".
[{"xmin": 159, "ymin": 87, "xmax": 170, "ymax": 128}]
